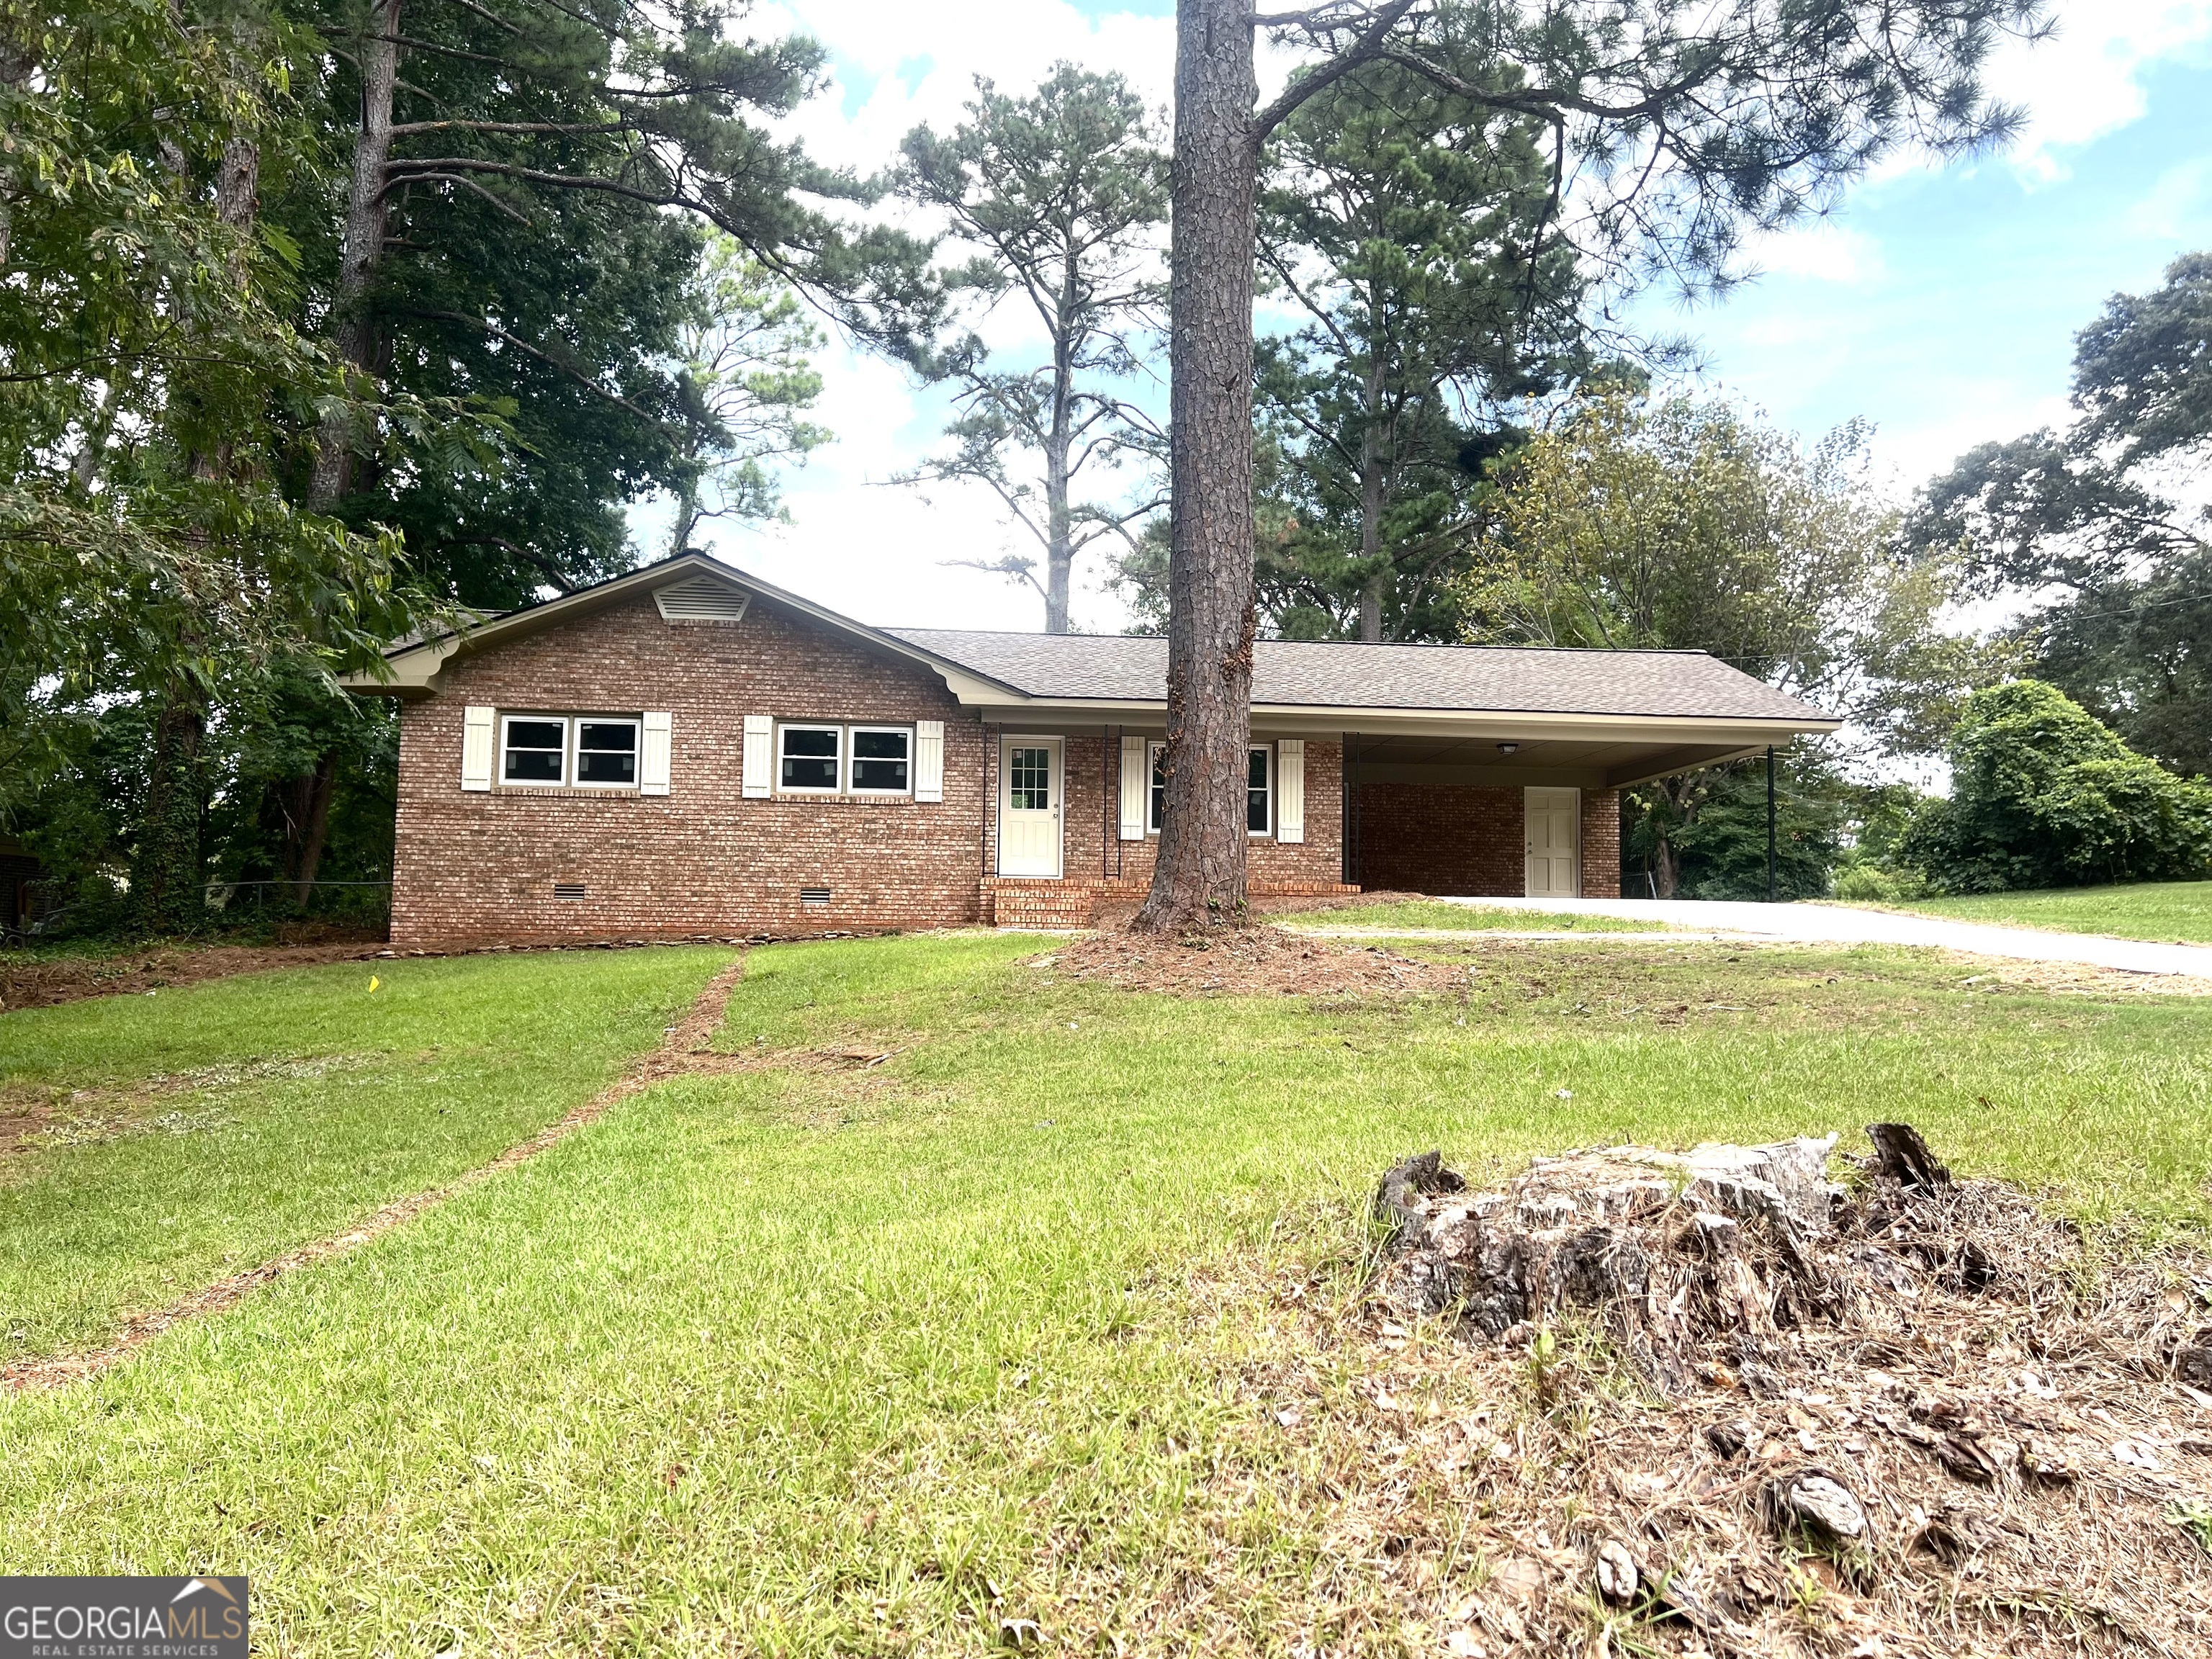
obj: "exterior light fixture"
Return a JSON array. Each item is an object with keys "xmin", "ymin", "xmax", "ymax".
[{"xmin": 1497, "ymin": 742, "xmax": 1520, "ymax": 755}]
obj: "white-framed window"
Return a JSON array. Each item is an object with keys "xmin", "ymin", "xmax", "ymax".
[
  {"xmin": 573, "ymin": 717, "xmax": 640, "ymax": 788},
  {"xmin": 778, "ymin": 723, "xmax": 843, "ymax": 793},
  {"xmin": 1146, "ymin": 741, "xmax": 1274, "ymax": 836},
  {"xmin": 848, "ymin": 726, "xmax": 912, "ymax": 796},
  {"xmin": 501, "ymin": 716, "xmax": 569, "ymax": 786}
]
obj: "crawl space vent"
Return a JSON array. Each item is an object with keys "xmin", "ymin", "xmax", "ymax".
[
  {"xmin": 653, "ymin": 577, "xmax": 751, "ymax": 623},
  {"xmin": 799, "ymin": 886, "xmax": 832, "ymax": 906},
  {"xmin": 552, "ymin": 881, "xmax": 588, "ymax": 900}
]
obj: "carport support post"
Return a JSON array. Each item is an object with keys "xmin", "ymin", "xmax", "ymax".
[{"xmin": 1766, "ymin": 745, "xmax": 1777, "ymax": 903}]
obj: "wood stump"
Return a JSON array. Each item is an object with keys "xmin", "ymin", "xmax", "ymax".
[{"xmin": 1375, "ymin": 1135, "xmax": 1852, "ymax": 1395}]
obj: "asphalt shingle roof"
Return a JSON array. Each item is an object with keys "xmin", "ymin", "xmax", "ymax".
[{"xmin": 883, "ymin": 629, "xmax": 1831, "ymax": 723}]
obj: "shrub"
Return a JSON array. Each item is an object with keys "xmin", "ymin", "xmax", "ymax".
[
  {"xmin": 1830, "ymin": 863, "xmax": 1928, "ymax": 903},
  {"xmin": 1901, "ymin": 681, "xmax": 2212, "ymax": 891}
]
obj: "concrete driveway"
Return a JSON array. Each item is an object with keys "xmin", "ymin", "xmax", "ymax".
[{"xmin": 1430, "ymin": 896, "xmax": 2212, "ymax": 979}]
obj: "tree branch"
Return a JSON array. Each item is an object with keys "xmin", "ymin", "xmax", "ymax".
[{"xmin": 1252, "ymin": 0, "xmax": 1419, "ymax": 140}]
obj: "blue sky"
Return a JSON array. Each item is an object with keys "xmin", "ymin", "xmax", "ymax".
[
  {"xmin": 671, "ymin": 0, "xmax": 2212, "ymax": 631},
  {"xmin": 1658, "ymin": 48, "xmax": 2212, "ymax": 482}
]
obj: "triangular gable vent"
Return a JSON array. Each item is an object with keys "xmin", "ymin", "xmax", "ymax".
[{"xmin": 655, "ymin": 576, "xmax": 751, "ymax": 623}]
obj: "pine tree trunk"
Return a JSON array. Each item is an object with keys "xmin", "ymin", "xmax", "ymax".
[
  {"xmin": 1133, "ymin": 0, "xmax": 1260, "ymax": 935},
  {"xmin": 1043, "ymin": 254, "xmax": 1079, "ymax": 634},
  {"xmin": 309, "ymin": 0, "xmax": 402, "ymax": 513},
  {"xmin": 1357, "ymin": 344, "xmax": 1387, "ymax": 643}
]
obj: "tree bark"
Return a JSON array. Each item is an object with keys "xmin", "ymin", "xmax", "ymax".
[
  {"xmin": 1357, "ymin": 396, "xmax": 1388, "ymax": 643},
  {"xmin": 1042, "ymin": 251, "xmax": 1079, "ymax": 634},
  {"xmin": 1133, "ymin": 0, "xmax": 1262, "ymax": 934},
  {"xmin": 287, "ymin": 752, "xmax": 338, "ymax": 906},
  {"xmin": 309, "ymin": 0, "xmax": 403, "ymax": 513}
]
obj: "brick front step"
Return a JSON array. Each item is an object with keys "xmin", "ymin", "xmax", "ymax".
[{"xmin": 982, "ymin": 877, "xmax": 1359, "ymax": 928}]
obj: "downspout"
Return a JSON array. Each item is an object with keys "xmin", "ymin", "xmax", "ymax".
[{"xmin": 1343, "ymin": 732, "xmax": 1359, "ymax": 888}]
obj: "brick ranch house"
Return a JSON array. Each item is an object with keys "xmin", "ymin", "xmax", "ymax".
[{"xmin": 348, "ymin": 552, "xmax": 1838, "ymax": 948}]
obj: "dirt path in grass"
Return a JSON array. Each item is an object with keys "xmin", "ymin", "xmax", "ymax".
[{"xmin": 1, "ymin": 953, "xmax": 753, "ymax": 1393}]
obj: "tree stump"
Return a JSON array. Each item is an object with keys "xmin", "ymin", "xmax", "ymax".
[{"xmin": 1375, "ymin": 1136, "xmax": 1847, "ymax": 1395}]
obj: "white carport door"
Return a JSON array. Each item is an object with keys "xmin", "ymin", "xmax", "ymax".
[{"xmin": 1524, "ymin": 787, "xmax": 1580, "ymax": 898}]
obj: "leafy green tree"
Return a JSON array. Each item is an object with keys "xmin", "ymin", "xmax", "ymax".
[
  {"xmin": 0, "ymin": 0, "xmax": 428, "ymax": 930},
  {"xmin": 288, "ymin": 0, "xmax": 940, "ymax": 606},
  {"xmin": 1250, "ymin": 43, "xmax": 1583, "ymax": 642},
  {"xmin": 1910, "ymin": 254, "xmax": 2212, "ymax": 775},
  {"xmin": 897, "ymin": 66, "xmax": 1168, "ymax": 632},
  {"xmin": 1464, "ymin": 390, "xmax": 2003, "ymax": 894},
  {"xmin": 1898, "ymin": 681, "xmax": 2212, "ymax": 891},
  {"xmin": 1627, "ymin": 755, "xmax": 1846, "ymax": 902}
]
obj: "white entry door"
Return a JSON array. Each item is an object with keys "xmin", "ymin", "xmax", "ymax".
[
  {"xmin": 1524, "ymin": 787, "xmax": 1580, "ymax": 898},
  {"xmin": 998, "ymin": 737, "xmax": 1064, "ymax": 877}
]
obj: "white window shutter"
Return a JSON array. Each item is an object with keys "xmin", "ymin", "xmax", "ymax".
[
  {"xmin": 640, "ymin": 711, "xmax": 673, "ymax": 795},
  {"xmin": 461, "ymin": 706, "xmax": 495, "ymax": 791},
  {"xmin": 742, "ymin": 714, "xmax": 773, "ymax": 799},
  {"xmin": 914, "ymin": 719, "xmax": 945, "ymax": 802},
  {"xmin": 1119, "ymin": 736, "xmax": 1148, "ymax": 840},
  {"xmin": 1277, "ymin": 738, "xmax": 1305, "ymax": 842}
]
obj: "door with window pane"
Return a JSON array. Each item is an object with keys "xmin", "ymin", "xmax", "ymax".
[{"xmin": 998, "ymin": 737, "xmax": 1063, "ymax": 877}]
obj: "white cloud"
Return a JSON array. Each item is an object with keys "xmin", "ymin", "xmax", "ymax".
[
  {"xmin": 1743, "ymin": 221, "xmax": 1886, "ymax": 285},
  {"xmin": 1983, "ymin": 0, "xmax": 2212, "ymax": 179},
  {"xmin": 1861, "ymin": 392, "xmax": 2075, "ymax": 484}
]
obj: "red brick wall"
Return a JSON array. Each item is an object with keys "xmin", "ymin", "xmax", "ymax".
[
  {"xmin": 391, "ymin": 593, "xmax": 990, "ymax": 947},
  {"xmin": 1581, "ymin": 788, "xmax": 1622, "ymax": 898},
  {"xmin": 1352, "ymin": 783, "xmax": 1622, "ymax": 897},
  {"xmin": 1353, "ymin": 784, "xmax": 1523, "ymax": 895}
]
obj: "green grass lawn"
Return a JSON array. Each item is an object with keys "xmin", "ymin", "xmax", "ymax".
[
  {"xmin": 1296, "ymin": 898, "xmax": 1665, "ymax": 932},
  {"xmin": 0, "ymin": 946, "xmax": 728, "ymax": 1357},
  {"xmin": 3, "ymin": 933, "xmax": 2208, "ymax": 1653},
  {"xmin": 1840, "ymin": 878, "xmax": 2212, "ymax": 943}
]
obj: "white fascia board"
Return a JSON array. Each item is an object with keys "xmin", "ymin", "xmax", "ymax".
[{"xmin": 959, "ymin": 698, "xmax": 1840, "ymax": 744}]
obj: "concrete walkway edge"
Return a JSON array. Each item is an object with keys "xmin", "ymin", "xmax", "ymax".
[{"xmin": 1425, "ymin": 896, "xmax": 2212, "ymax": 978}]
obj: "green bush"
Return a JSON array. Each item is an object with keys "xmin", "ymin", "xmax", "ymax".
[
  {"xmin": 1830, "ymin": 863, "xmax": 1929, "ymax": 902},
  {"xmin": 1900, "ymin": 681, "xmax": 2212, "ymax": 892}
]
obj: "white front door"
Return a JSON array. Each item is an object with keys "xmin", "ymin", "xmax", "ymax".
[
  {"xmin": 1524, "ymin": 787, "xmax": 1580, "ymax": 898},
  {"xmin": 998, "ymin": 737, "xmax": 1064, "ymax": 877}
]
